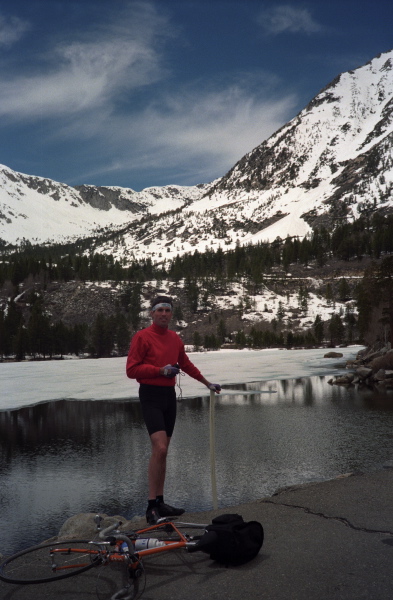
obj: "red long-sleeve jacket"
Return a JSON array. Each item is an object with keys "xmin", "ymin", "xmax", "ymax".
[{"xmin": 126, "ymin": 323, "xmax": 204, "ymax": 387}]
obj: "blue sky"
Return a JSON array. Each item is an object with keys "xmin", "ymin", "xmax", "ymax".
[{"xmin": 1, "ymin": 0, "xmax": 392, "ymax": 190}]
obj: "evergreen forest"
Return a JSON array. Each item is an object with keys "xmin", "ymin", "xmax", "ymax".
[{"xmin": 1, "ymin": 213, "xmax": 393, "ymax": 360}]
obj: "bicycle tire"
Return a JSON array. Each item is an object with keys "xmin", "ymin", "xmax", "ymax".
[
  {"xmin": 96, "ymin": 562, "xmax": 142, "ymax": 600},
  {"xmin": 0, "ymin": 539, "xmax": 102, "ymax": 584},
  {"xmin": 111, "ymin": 581, "xmax": 140, "ymax": 600}
]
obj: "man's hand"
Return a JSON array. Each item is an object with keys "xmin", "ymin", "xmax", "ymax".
[
  {"xmin": 208, "ymin": 383, "xmax": 221, "ymax": 393},
  {"xmin": 162, "ymin": 364, "xmax": 180, "ymax": 378}
]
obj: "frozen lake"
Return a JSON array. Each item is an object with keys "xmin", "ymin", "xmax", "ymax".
[{"xmin": 1, "ymin": 346, "xmax": 363, "ymax": 410}]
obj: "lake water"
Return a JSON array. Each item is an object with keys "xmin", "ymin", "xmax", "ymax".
[{"xmin": 1, "ymin": 347, "xmax": 393, "ymax": 555}]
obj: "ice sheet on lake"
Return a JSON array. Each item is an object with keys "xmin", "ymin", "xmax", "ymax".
[{"xmin": 0, "ymin": 347, "xmax": 363, "ymax": 411}]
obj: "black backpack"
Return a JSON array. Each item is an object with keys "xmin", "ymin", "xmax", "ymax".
[{"xmin": 195, "ymin": 513, "xmax": 264, "ymax": 566}]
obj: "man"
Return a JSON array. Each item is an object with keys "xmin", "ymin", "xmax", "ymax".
[{"xmin": 126, "ymin": 295, "xmax": 221, "ymax": 524}]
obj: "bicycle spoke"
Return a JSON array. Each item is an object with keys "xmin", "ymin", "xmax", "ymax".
[{"xmin": 0, "ymin": 540, "xmax": 102, "ymax": 584}]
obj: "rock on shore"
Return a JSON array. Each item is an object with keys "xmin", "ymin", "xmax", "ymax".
[{"xmin": 328, "ymin": 343, "xmax": 393, "ymax": 388}]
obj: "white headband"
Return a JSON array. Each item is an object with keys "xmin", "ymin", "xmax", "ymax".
[{"xmin": 151, "ymin": 302, "xmax": 172, "ymax": 312}]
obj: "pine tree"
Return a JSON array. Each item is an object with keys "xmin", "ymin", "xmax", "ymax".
[
  {"xmin": 14, "ymin": 323, "xmax": 27, "ymax": 361},
  {"xmin": 355, "ymin": 256, "xmax": 393, "ymax": 345},
  {"xmin": 235, "ymin": 330, "xmax": 247, "ymax": 348},
  {"xmin": 27, "ymin": 301, "xmax": 52, "ymax": 358},
  {"xmin": 0, "ymin": 309, "xmax": 5, "ymax": 358},
  {"xmin": 129, "ymin": 284, "xmax": 142, "ymax": 330},
  {"xmin": 286, "ymin": 331, "xmax": 294, "ymax": 348},
  {"xmin": 90, "ymin": 313, "xmax": 114, "ymax": 357},
  {"xmin": 344, "ymin": 305, "xmax": 357, "ymax": 344},
  {"xmin": 114, "ymin": 312, "xmax": 131, "ymax": 355},
  {"xmin": 173, "ymin": 304, "xmax": 184, "ymax": 321},
  {"xmin": 3, "ymin": 300, "xmax": 23, "ymax": 356},
  {"xmin": 70, "ymin": 323, "xmax": 88, "ymax": 356},
  {"xmin": 325, "ymin": 283, "xmax": 334, "ymax": 307},
  {"xmin": 375, "ymin": 256, "xmax": 393, "ymax": 344},
  {"xmin": 313, "ymin": 314, "xmax": 324, "ymax": 344},
  {"xmin": 277, "ymin": 300, "xmax": 285, "ymax": 323},
  {"xmin": 328, "ymin": 313, "xmax": 345, "ymax": 346},
  {"xmin": 337, "ymin": 278, "xmax": 351, "ymax": 301},
  {"xmin": 217, "ymin": 319, "xmax": 227, "ymax": 344},
  {"xmin": 184, "ymin": 276, "xmax": 199, "ymax": 313},
  {"xmin": 51, "ymin": 321, "xmax": 69, "ymax": 357},
  {"xmin": 193, "ymin": 331, "xmax": 202, "ymax": 351}
]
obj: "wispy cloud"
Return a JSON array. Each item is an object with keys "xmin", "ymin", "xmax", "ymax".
[
  {"xmin": 64, "ymin": 75, "xmax": 298, "ymax": 185},
  {"xmin": 258, "ymin": 4, "xmax": 322, "ymax": 35},
  {"xmin": 0, "ymin": 3, "xmax": 171, "ymax": 120},
  {"xmin": 0, "ymin": 12, "xmax": 30, "ymax": 47},
  {"xmin": 0, "ymin": 1, "xmax": 298, "ymax": 186}
]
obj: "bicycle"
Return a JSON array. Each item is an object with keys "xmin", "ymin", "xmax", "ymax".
[{"xmin": 0, "ymin": 515, "xmax": 212, "ymax": 600}]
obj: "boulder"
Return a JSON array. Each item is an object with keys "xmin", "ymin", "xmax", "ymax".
[
  {"xmin": 356, "ymin": 367, "xmax": 373, "ymax": 380},
  {"xmin": 346, "ymin": 360, "xmax": 361, "ymax": 368},
  {"xmin": 332, "ymin": 372, "xmax": 355, "ymax": 385},
  {"xmin": 332, "ymin": 375, "xmax": 352, "ymax": 385},
  {"xmin": 374, "ymin": 369, "xmax": 386, "ymax": 381},
  {"xmin": 324, "ymin": 352, "xmax": 343, "ymax": 358},
  {"xmin": 56, "ymin": 512, "xmax": 143, "ymax": 541}
]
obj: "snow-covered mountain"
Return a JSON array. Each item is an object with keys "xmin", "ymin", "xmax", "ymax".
[
  {"xmin": 201, "ymin": 50, "xmax": 393, "ymax": 242},
  {"xmin": 1, "ymin": 49, "xmax": 393, "ymax": 262},
  {"xmin": 0, "ymin": 165, "xmax": 207, "ymax": 245}
]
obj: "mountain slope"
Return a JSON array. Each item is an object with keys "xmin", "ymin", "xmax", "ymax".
[
  {"xmin": 0, "ymin": 164, "xmax": 206, "ymax": 245},
  {"xmin": 194, "ymin": 50, "xmax": 393, "ymax": 240},
  {"xmin": 1, "ymin": 49, "xmax": 392, "ymax": 262}
]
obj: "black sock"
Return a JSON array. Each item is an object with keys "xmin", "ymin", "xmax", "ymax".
[
  {"xmin": 147, "ymin": 499, "xmax": 157, "ymax": 510},
  {"xmin": 156, "ymin": 495, "xmax": 164, "ymax": 504}
]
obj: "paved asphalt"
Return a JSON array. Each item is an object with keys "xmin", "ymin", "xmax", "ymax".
[{"xmin": 1, "ymin": 468, "xmax": 393, "ymax": 600}]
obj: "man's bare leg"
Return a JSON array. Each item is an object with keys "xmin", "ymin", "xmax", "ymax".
[
  {"xmin": 148, "ymin": 430, "xmax": 170, "ymax": 499},
  {"xmin": 145, "ymin": 430, "xmax": 184, "ymax": 521}
]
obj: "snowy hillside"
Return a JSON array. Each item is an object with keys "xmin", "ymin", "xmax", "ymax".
[
  {"xmin": 1, "ymin": 49, "xmax": 392, "ymax": 263},
  {"xmin": 196, "ymin": 50, "xmax": 393, "ymax": 241},
  {"xmin": 0, "ymin": 164, "xmax": 206, "ymax": 244}
]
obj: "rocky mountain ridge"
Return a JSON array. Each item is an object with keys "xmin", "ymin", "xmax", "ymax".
[{"xmin": 200, "ymin": 51, "xmax": 393, "ymax": 232}]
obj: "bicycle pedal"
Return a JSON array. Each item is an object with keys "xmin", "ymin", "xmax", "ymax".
[{"xmin": 158, "ymin": 516, "xmax": 178, "ymax": 523}]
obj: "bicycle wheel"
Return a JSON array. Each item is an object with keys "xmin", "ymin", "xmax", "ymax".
[
  {"xmin": 0, "ymin": 539, "xmax": 102, "ymax": 584},
  {"xmin": 96, "ymin": 560, "xmax": 144, "ymax": 600}
]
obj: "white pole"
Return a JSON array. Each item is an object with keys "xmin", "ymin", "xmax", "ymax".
[{"xmin": 209, "ymin": 388, "xmax": 218, "ymax": 510}]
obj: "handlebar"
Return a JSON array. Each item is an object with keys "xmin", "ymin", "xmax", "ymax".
[{"xmin": 98, "ymin": 520, "xmax": 135, "ymax": 556}]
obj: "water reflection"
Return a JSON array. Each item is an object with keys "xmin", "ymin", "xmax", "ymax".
[
  {"xmin": 0, "ymin": 401, "xmax": 144, "ymax": 453},
  {"xmin": 0, "ymin": 376, "xmax": 392, "ymax": 555}
]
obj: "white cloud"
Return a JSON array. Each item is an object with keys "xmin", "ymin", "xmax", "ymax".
[
  {"xmin": 0, "ymin": 2, "xmax": 170, "ymax": 120},
  {"xmin": 61, "ymin": 75, "xmax": 298, "ymax": 185},
  {"xmin": 0, "ymin": 2, "xmax": 298, "ymax": 186},
  {"xmin": 0, "ymin": 12, "xmax": 30, "ymax": 47},
  {"xmin": 258, "ymin": 5, "xmax": 321, "ymax": 35},
  {"xmin": 0, "ymin": 40, "xmax": 163, "ymax": 119}
]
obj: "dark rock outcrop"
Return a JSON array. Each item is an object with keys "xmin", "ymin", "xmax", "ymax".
[{"xmin": 329, "ymin": 344, "xmax": 393, "ymax": 387}]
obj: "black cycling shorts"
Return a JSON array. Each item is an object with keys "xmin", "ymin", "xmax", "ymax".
[{"xmin": 139, "ymin": 384, "xmax": 177, "ymax": 437}]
